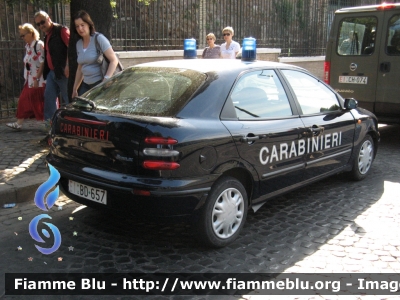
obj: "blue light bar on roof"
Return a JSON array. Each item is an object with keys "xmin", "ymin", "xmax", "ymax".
[
  {"xmin": 241, "ymin": 37, "xmax": 256, "ymax": 61},
  {"xmin": 184, "ymin": 38, "xmax": 197, "ymax": 59}
]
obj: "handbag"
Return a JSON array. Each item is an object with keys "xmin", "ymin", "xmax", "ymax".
[{"xmin": 94, "ymin": 33, "xmax": 124, "ymax": 77}]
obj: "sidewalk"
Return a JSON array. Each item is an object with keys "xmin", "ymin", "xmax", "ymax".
[{"xmin": 0, "ymin": 118, "xmax": 50, "ymax": 207}]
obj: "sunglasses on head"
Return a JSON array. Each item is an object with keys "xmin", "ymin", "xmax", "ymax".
[
  {"xmin": 223, "ymin": 33, "xmax": 231, "ymax": 36},
  {"xmin": 36, "ymin": 20, "xmax": 46, "ymax": 27}
]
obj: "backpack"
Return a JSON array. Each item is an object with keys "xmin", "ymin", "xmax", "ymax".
[{"xmin": 94, "ymin": 33, "xmax": 123, "ymax": 77}]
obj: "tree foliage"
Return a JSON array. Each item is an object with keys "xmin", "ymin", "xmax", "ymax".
[
  {"xmin": 137, "ymin": 0, "xmax": 156, "ymax": 5},
  {"xmin": 274, "ymin": 0, "xmax": 294, "ymax": 29}
]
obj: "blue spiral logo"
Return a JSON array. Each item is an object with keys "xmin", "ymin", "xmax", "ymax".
[
  {"xmin": 29, "ymin": 214, "xmax": 61, "ymax": 254},
  {"xmin": 34, "ymin": 164, "xmax": 60, "ymax": 211},
  {"xmin": 29, "ymin": 164, "xmax": 62, "ymax": 255}
]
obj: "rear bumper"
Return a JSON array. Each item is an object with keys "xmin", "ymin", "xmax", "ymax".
[{"xmin": 47, "ymin": 154, "xmax": 216, "ymax": 217}]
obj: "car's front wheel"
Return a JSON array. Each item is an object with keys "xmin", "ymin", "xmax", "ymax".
[
  {"xmin": 195, "ymin": 176, "xmax": 248, "ymax": 248},
  {"xmin": 349, "ymin": 135, "xmax": 374, "ymax": 181}
]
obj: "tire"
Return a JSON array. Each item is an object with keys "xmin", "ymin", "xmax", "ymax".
[
  {"xmin": 195, "ymin": 176, "xmax": 248, "ymax": 248},
  {"xmin": 349, "ymin": 135, "xmax": 374, "ymax": 181}
]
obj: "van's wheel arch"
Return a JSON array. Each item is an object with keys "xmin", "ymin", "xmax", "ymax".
[{"xmin": 195, "ymin": 176, "xmax": 248, "ymax": 248}]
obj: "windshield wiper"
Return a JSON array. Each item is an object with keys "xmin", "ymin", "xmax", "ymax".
[{"xmin": 73, "ymin": 96, "xmax": 97, "ymax": 110}]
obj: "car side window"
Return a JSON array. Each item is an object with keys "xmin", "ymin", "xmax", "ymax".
[
  {"xmin": 386, "ymin": 14, "xmax": 400, "ymax": 55},
  {"xmin": 231, "ymin": 70, "xmax": 292, "ymax": 119},
  {"xmin": 281, "ymin": 70, "xmax": 340, "ymax": 115}
]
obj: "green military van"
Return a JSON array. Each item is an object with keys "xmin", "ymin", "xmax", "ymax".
[{"xmin": 325, "ymin": 3, "xmax": 400, "ymax": 123}]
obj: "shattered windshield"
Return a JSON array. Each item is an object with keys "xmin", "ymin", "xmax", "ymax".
[{"xmin": 79, "ymin": 67, "xmax": 207, "ymax": 116}]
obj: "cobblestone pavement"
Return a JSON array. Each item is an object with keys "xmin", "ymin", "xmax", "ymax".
[
  {"xmin": 0, "ymin": 123, "xmax": 399, "ymax": 300},
  {"xmin": 0, "ymin": 119, "xmax": 48, "ymax": 183}
]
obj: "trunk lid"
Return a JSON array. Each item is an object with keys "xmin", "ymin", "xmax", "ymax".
[{"xmin": 51, "ymin": 110, "xmax": 149, "ymax": 175}]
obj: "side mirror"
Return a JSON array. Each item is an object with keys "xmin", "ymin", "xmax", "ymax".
[{"xmin": 344, "ymin": 98, "xmax": 358, "ymax": 110}]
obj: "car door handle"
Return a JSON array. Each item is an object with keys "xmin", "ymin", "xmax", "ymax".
[
  {"xmin": 306, "ymin": 125, "xmax": 324, "ymax": 136},
  {"xmin": 380, "ymin": 62, "xmax": 391, "ymax": 73},
  {"xmin": 240, "ymin": 134, "xmax": 268, "ymax": 143}
]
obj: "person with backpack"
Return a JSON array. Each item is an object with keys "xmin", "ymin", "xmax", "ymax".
[
  {"xmin": 6, "ymin": 23, "xmax": 45, "ymax": 130},
  {"xmin": 71, "ymin": 10, "xmax": 119, "ymax": 97}
]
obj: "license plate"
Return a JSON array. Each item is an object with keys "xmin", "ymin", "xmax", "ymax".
[
  {"xmin": 338, "ymin": 76, "xmax": 368, "ymax": 84},
  {"xmin": 68, "ymin": 180, "xmax": 107, "ymax": 204}
]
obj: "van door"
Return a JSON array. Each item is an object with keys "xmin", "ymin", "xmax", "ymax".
[
  {"xmin": 328, "ymin": 13, "xmax": 381, "ymax": 114},
  {"xmin": 375, "ymin": 12, "xmax": 400, "ymax": 121}
]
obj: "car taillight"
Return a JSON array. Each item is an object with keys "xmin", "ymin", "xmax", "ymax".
[
  {"xmin": 143, "ymin": 136, "xmax": 180, "ymax": 170},
  {"xmin": 132, "ymin": 189, "xmax": 151, "ymax": 196},
  {"xmin": 145, "ymin": 137, "xmax": 178, "ymax": 145},
  {"xmin": 142, "ymin": 161, "xmax": 180, "ymax": 170},
  {"xmin": 377, "ymin": 3, "xmax": 396, "ymax": 10},
  {"xmin": 324, "ymin": 61, "xmax": 331, "ymax": 84},
  {"xmin": 143, "ymin": 148, "xmax": 179, "ymax": 157}
]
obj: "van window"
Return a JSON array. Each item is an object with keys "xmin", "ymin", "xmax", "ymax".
[
  {"xmin": 386, "ymin": 15, "xmax": 400, "ymax": 55},
  {"xmin": 337, "ymin": 17, "xmax": 377, "ymax": 55}
]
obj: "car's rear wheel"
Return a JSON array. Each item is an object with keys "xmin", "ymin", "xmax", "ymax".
[
  {"xmin": 349, "ymin": 135, "xmax": 374, "ymax": 181},
  {"xmin": 195, "ymin": 176, "xmax": 248, "ymax": 248}
]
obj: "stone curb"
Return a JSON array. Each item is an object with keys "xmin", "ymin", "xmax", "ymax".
[{"xmin": 0, "ymin": 173, "xmax": 49, "ymax": 207}]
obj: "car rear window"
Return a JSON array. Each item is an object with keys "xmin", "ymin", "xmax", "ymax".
[
  {"xmin": 337, "ymin": 17, "xmax": 378, "ymax": 56},
  {"xmin": 81, "ymin": 67, "xmax": 207, "ymax": 116}
]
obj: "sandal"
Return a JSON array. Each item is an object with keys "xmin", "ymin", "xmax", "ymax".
[{"xmin": 6, "ymin": 122, "xmax": 22, "ymax": 130}]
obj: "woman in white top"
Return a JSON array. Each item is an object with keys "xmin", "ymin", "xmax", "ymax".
[
  {"xmin": 220, "ymin": 26, "xmax": 240, "ymax": 59},
  {"xmin": 72, "ymin": 10, "xmax": 119, "ymax": 98},
  {"xmin": 6, "ymin": 23, "xmax": 45, "ymax": 130}
]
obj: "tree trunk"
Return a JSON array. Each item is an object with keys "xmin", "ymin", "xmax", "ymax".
[
  {"xmin": 68, "ymin": 0, "xmax": 113, "ymax": 100},
  {"xmin": 199, "ymin": 0, "xmax": 206, "ymax": 49}
]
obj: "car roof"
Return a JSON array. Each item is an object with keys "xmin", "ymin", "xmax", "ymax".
[{"xmin": 134, "ymin": 59, "xmax": 304, "ymax": 74}]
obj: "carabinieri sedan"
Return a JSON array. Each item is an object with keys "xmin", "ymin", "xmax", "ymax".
[{"xmin": 46, "ymin": 59, "xmax": 379, "ymax": 247}]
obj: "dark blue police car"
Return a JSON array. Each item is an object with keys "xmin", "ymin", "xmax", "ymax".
[{"xmin": 46, "ymin": 59, "xmax": 379, "ymax": 247}]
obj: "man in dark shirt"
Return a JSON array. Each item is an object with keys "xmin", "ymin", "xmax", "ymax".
[{"xmin": 34, "ymin": 11, "xmax": 70, "ymax": 132}]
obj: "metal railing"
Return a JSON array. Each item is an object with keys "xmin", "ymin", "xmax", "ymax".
[
  {"xmin": 0, "ymin": 1, "xmax": 69, "ymax": 118},
  {"xmin": 109, "ymin": 0, "xmax": 387, "ymax": 55}
]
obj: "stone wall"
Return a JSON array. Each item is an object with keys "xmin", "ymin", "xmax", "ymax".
[
  {"xmin": 117, "ymin": 50, "xmax": 325, "ymax": 81},
  {"xmin": 117, "ymin": 48, "xmax": 282, "ymax": 67},
  {"xmin": 279, "ymin": 56, "xmax": 325, "ymax": 80}
]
